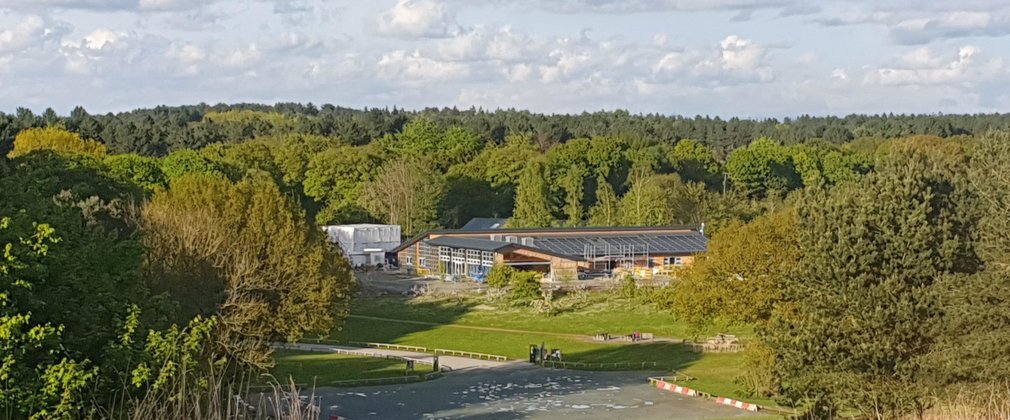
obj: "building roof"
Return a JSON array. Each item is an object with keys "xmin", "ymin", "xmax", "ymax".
[
  {"xmin": 322, "ymin": 224, "xmax": 400, "ymax": 230},
  {"xmin": 459, "ymin": 217, "xmax": 508, "ymax": 231},
  {"xmin": 429, "ymin": 224, "xmax": 700, "ymax": 235},
  {"xmin": 426, "ymin": 236, "xmax": 517, "ymax": 252},
  {"xmin": 394, "ymin": 225, "xmax": 707, "ymax": 257},
  {"xmin": 531, "ymin": 233, "xmax": 707, "ymax": 256}
]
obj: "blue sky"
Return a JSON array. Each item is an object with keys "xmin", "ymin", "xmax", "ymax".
[{"xmin": 1, "ymin": 0, "xmax": 1009, "ymax": 117}]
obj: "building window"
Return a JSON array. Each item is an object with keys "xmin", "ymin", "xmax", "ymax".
[
  {"xmin": 466, "ymin": 249, "xmax": 480, "ymax": 265},
  {"xmin": 664, "ymin": 256, "xmax": 684, "ymax": 266},
  {"xmin": 419, "ymin": 257, "xmax": 429, "ymax": 268},
  {"xmin": 481, "ymin": 251, "xmax": 494, "ymax": 267},
  {"xmin": 405, "ymin": 256, "xmax": 414, "ymax": 266},
  {"xmin": 438, "ymin": 246, "xmax": 450, "ymax": 261},
  {"xmin": 451, "ymin": 248, "xmax": 465, "ymax": 263}
]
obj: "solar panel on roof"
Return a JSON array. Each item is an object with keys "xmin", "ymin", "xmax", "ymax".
[{"xmin": 517, "ymin": 232, "xmax": 706, "ymax": 257}]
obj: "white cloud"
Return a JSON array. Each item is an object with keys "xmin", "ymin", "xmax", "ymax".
[
  {"xmin": 376, "ymin": 0, "xmax": 459, "ymax": 39},
  {"xmin": 82, "ymin": 29, "xmax": 127, "ymax": 50},
  {"xmin": 165, "ymin": 42, "xmax": 206, "ymax": 74},
  {"xmin": 219, "ymin": 44, "xmax": 262, "ymax": 68},
  {"xmin": 537, "ymin": 0, "xmax": 800, "ymax": 14},
  {"xmin": 889, "ymin": 11, "xmax": 1010, "ymax": 44},
  {"xmin": 376, "ymin": 50, "xmax": 469, "ymax": 81},
  {"xmin": 651, "ymin": 35, "xmax": 773, "ymax": 84},
  {"xmin": 865, "ymin": 45, "xmax": 1004, "ymax": 86},
  {"xmin": 719, "ymin": 35, "xmax": 763, "ymax": 71},
  {"xmin": 436, "ymin": 26, "xmax": 533, "ymax": 62},
  {"xmin": 0, "ymin": 16, "xmax": 53, "ymax": 53}
]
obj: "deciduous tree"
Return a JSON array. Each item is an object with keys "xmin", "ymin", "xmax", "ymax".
[
  {"xmin": 9, "ymin": 126, "xmax": 106, "ymax": 157},
  {"xmin": 142, "ymin": 173, "xmax": 353, "ymax": 368},
  {"xmin": 359, "ymin": 158, "xmax": 444, "ymax": 235}
]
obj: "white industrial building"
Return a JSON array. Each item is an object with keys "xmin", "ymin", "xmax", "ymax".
[{"xmin": 322, "ymin": 224, "xmax": 401, "ymax": 267}]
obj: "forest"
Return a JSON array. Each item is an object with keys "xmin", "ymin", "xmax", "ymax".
[{"xmin": 3, "ymin": 103, "xmax": 1010, "ymax": 419}]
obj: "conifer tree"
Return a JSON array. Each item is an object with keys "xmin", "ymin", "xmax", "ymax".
[{"xmin": 764, "ymin": 151, "xmax": 978, "ymax": 418}]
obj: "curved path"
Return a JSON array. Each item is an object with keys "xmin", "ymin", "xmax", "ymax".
[
  {"xmin": 315, "ymin": 366, "xmax": 760, "ymax": 419},
  {"xmin": 285, "ymin": 342, "xmax": 759, "ymax": 419}
]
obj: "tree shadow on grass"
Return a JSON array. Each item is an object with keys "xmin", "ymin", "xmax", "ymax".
[
  {"xmin": 558, "ymin": 341, "xmax": 703, "ymax": 372},
  {"xmin": 316, "ymin": 294, "xmax": 479, "ymax": 345}
]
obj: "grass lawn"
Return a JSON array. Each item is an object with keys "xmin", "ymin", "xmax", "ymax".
[
  {"xmin": 323, "ymin": 294, "xmax": 768, "ymax": 405},
  {"xmin": 347, "ymin": 295, "xmax": 751, "ymax": 340},
  {"xmin": 267, "ymin": 350, "xmax": 433, "ymax": 386}
]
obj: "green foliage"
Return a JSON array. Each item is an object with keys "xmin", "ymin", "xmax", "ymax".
[
  {"xmin": 303, "ymin": 146, "xmax": 381, "ymax": 224},
  {"xmin": 142, "ymin": 173, "xmax": 354, "ymax": 367},
  {"xmin": 104, "ymin": 153, "xmax": 168, "ymax": 192},
  {"xmin": 271, "ymin": 133, "xmax": 346, "ymax": 187},
  {"xmin": 160, "ymin": 148, "xmax": 229, "ymax": 181},
  {"xmin": 511, "ymin": 159, "xmax": 554, "ymax": 228},
  {"xmin": 9, "ymin": 126, "xmax": 107, "ymax": 158},
  {"xmin": 1, "ymin": 217, "xmax": 97, "ymax": 420},
  {"xmin": 439, "ymin": 175, "xmax": 513, "ymax": 228},
  {"xmin": 725, "ymin": 137, "xmax": 801, "ymax": 198},
  {"xmin": 669, "ymin": 139, "xmax": 720, "ymax": 185},
  {"xmin": 509, "ymin": 271, "xmax": 542, "ymax": 306},
  {"xmin": 619, "ymin": 174, "xmax": 677, "ymax": 226},
  {"xmin": 925, "ymin": 131, "xmax": 1010, "ymax": 384},
  {"xmin": 384, "ymin": 118, "xmax": 481, "ymax": 170},
  {"xmin": 787, "ymin": 142, "xmax": 869, "ymax": 187},
  {"xmin": 764, "ymin": 151, "xmax": 979, "ymax": 418},
  {"xmin": 485, "ymin": 265, "xmax": 515, "ymax": 289},
  {"xmin": 620, "ymin": 275, "xmax": 637, "ymax": 299},
  {"xmin": 453, "ymin": 134, "xmax": 540, "ymax": 189},
  {"xmin": 735, "ymin": 340, "xmax": 778, "ymax": 398},
  {"xmin": 587, "ymin": 177, "xmax": 620, "ymax": 226},
  {"xmin": 0, "ymin": 152, "xmax": 153, "ymax": 363},
  {"xmin": 359, "ymin": 157, "xmax": 444, "ymax": 235},
  {"xmin": 560, "ymin": 165, "xmax": 588, "ymax": 226},
  {"xmin": 669, "ymin": 208, "xmax": 799, "ymax": 328}
]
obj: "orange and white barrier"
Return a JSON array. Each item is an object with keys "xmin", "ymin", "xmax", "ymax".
[
  {"xmin": 715, "ymin": 396, "xmax": 759, "ymax": 412},
  {"xmin": 654, "ymin": 380, "xmax": 698, "ymax": 397}
]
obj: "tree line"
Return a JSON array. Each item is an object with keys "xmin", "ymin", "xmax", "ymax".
[{"xmin": 4, "ymin": 104, "xmax": 1010, "ymax": 158}]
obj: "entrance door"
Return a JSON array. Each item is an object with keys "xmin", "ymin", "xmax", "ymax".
[{"xmin": 452, "ymin": 261, "xmax": 465, "ymax": 276}]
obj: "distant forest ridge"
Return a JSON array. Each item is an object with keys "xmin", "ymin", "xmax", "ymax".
[{"xmin": 2, "ymin": 103, "xmax": 1009, "ymax": 157}]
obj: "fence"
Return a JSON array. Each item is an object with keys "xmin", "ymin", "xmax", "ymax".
[
  {"xmin": 685, "ymin": 342, "xmax": 743, "ymax": 353},
  {"xmin": 286, "ymin": 340, "xmax": 508, "ymax": 362},
  {"xmin": 647, "ymin": 372, "xmax": 696, "ymax": 384},
  {"xmin": 275, "ymin": 343, "xmax": 438, "ymax": 367},
  {"xmin": 433, "ymin": 349, "xmax": 508, "ymax": 361},
  {"xmin": 542, "ymin": 360, "xmax": 658, "ymax": 370},
  {"xmin": 346, "ymin": 341, "xmax": 430, "ymax": 353}
]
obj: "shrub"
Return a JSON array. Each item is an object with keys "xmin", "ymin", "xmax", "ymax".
[
  {"xmin": 486, "ymin": 265, "xmax": 514, "ymax": 289},
  {"xmin": 509, "ymin": 271, "xmax": 542, "ymax": 306},
  {"xmin": 620, "ymin": 275, "xmax": 638, "ymax": 299}
]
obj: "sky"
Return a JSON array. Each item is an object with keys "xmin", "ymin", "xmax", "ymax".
[{"xmin": 1, "ymin": 0, "xmax": 1009, "ymax": 117}]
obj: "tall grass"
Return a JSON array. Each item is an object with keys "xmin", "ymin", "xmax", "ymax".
[
  {"xmin": 917, "ymin": 382, "xmax": 1010, "ymax": 420},
  {"xmin": 125, "ymin": 371, "xmax": 320, "ymax": 420}
]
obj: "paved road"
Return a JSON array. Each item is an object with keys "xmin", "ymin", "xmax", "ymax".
[{"xmin": 315, "ymin": 365, "xmax": 760, "ymax": 420}]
